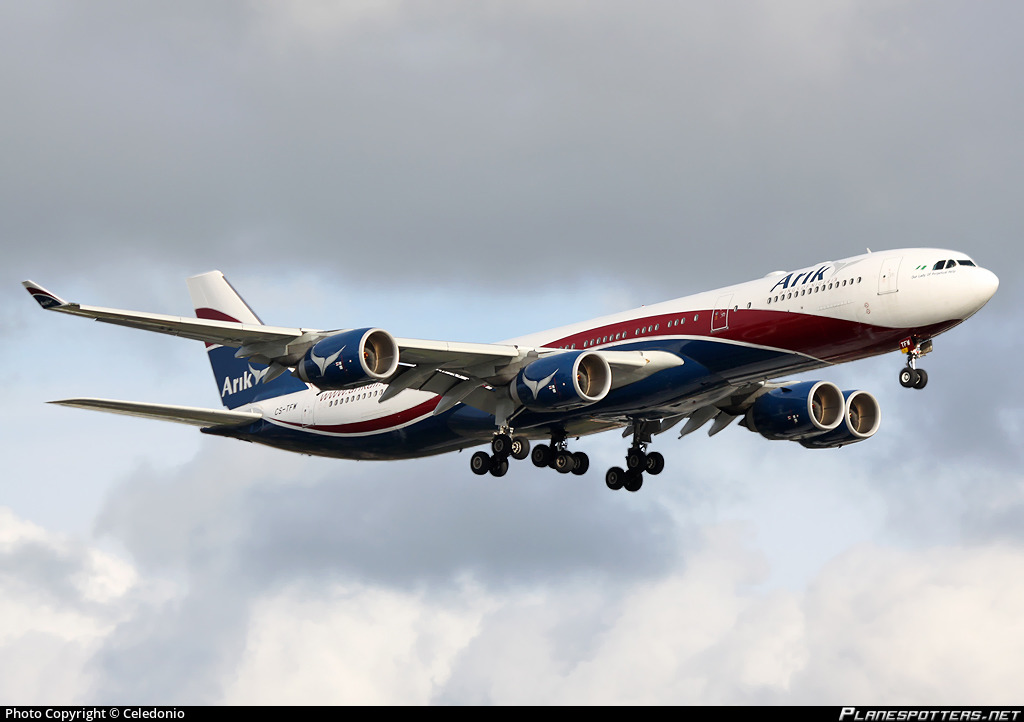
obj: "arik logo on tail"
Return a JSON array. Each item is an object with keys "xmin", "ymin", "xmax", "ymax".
[{"xmin": 221, "ymin": 365, "xmax": 270, "ymax": 398}]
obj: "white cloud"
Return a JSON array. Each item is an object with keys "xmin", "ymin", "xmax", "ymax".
[
  {"xmin": 0, "ymin": 508, "xmax": 137, "ymax": 703},
  {"xmin": 211, "ymin": 528, "xmax": 1024, "ymax": 704},
  {"xmin": 223, "ymin": 579, "xmax": 490, "ymax": 704}
]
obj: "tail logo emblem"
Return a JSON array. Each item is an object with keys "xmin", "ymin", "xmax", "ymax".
[{"xmin": 249, "ymin": 364, "xmax": 270, "ymax": 385}]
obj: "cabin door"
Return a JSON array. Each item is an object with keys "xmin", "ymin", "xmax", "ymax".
[
  {"xmin": 712, "ymin": 294, "xmax": 733, "ymax": 332},
  {"xmin": 878, "ymin": 257, "xmax": 902, "ymax": 295}
]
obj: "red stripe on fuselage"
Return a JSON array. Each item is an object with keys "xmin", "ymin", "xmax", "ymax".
[
  {"xmin": 548, "ymin": 309, "xmax": 962, "ymax": 364},
  {"xmin": 273, "ymin": 396, "xmax": 442, "ymax": 435}
]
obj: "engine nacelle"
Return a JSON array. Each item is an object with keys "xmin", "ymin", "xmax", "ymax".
[
  {"xmin": 745, "ymin": 380, "xmax": 845, "ymax": 441},
  {"xmin": 800, "ymin": 390, "xmax": 881, "ymax": 449},
  {"xmin": 295, "ymin": 328, "xmax": 399, "ymax": 390},
  {"xmin": 511, "ymin": 351, "xmax": 612, "ymax": 411}
]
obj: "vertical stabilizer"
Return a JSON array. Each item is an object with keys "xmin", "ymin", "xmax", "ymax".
[{"xmin": 187, "ymin": 271, "xmax": 307, "ymax": 409}]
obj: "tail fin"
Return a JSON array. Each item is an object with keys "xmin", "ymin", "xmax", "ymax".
[{"xmin": 187, "ymin": 271, "xmax": 307, "ymax": 409}]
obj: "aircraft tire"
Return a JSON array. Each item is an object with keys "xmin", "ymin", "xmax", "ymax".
[
  {"xmin": 624, "ymin": 471, "xmax": 644, "ymax": 493},
  {"xmin": 490, "ymin": 457, "xmax": 509, "ymax": 477},
  {"xmin": 511, "ymin": 436, "xmax": 531, "ymax": 460},
  {"xmin": 605, "ymin": 467, "xmax": 626, "ymax": 490},
  {"xmin": 470, "ymin": 451, "xmax": 492, "ymax": 475},
  {"xmin": 571, "ymin": 452, "xmax": 590, "ymax": 476},
  {"xmin": 626, "ymin": 447, "xmax": 646, "ymax": 471},
  {"xmin": 554, "ymin": 451, "xmax": 575, "ymax": 474},
  {"xmin": 913, "ymin": 368, "xmax": 929, "ymax": 389},
  {"xmin": 531, "ymin": 444, "xmax": 552, "ymax": 468},
  {"xmin": 645, "ymin": 451, "xmax": 665, "ymax": 475},
  {"xmin": 899, "ymin": 367, "xmax": 918, "ymax": 388},
  {"xmin": 491, "ymin": 434, "xmax": 513, "ymax": 457}
]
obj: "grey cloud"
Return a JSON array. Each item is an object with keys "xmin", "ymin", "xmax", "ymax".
[
  {"xmin": 96, "ymin": 447, "xmax": 682, "ymax": 589},
  {"xmin": 84, "ymin": 447, "xmax": 681, "ymax": 701},
  {"xmin": 3, "ymin": 2, "xmax": 1022, "ymax": 296}
]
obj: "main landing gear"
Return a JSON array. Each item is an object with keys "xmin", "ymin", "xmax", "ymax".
[
  {"xmin": 530, "ymin": 429, "xmax": 590, "ymax": 476},
  {"xmin": 469, "ymin": 430, "xmax": 531, "ymax": 477},
  {"xmin": 605, "ymin": 421, "xmax": 665, "ymax": 493},
  {"xmin": 898, "ymin": 338, "xmax": 933, "ymax": 390}
]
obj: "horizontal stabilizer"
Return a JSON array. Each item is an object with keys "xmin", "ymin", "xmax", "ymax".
[{"xmin": 49, "ymin": 398, "xmax": 263, "ymax": 428}]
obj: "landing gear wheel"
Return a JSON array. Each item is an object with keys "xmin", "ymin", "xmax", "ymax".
[
  {"xmin": 491, "ymin": 434, "xmax": 513, "ymax": 457},
  {"xmin": 624, "ymin": 471, "xmax": 644, "ymax": 492},
  {"xmin": 554, "ymin": 451, "xmax": 575, "ymax": 474},
  {"xmin": 645, "ymin": 451, "xmax": 665, "ymax": 475},
  {"xmin": 489, "ymin": 458, "xmax": 509, "ymax": 477},
  {"xmin": 510, "ymin": 436, "xmax": 531, "ymax": 460},
  {"xmin": 606, "ymin": 467, "xmax": 626, "ymax": 490},
  {"xmin": 913, "ymin": 368, "xmax": 929, "ymax": 389},
  {"xmin": 571, "ymin": 452, "xmax": 590, "ymax": 476},
  {"xmin": 899, "ymin": 367, "xmax": 919, "ymax": 388},
  {"xmin": 531, "ymin": 444, "xmax": 552, "ymax": 468},
  {"xmin": 626, "ymin": 447, "xmax": 647, "ymax": 472},
  {"xmin": 470, "ymin": 451, "xmax": 492, "ymax": 475}
]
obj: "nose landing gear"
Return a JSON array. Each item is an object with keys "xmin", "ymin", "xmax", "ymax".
[{"xmin": 898, "ymin": 337, "xmax": 933, "ymax": 390}]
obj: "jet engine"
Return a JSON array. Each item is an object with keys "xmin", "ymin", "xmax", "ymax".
[
  {"xmin": 511, "ymin": 351, "xmax": 612, "ymax": 411},
  {"xmin": 295, "ymin": 328, "xmax": 399, "ymax": 389},
  {"xmin": 800, "ymin": 390, "xmax": 881, "ymax": 448},
  {"xmin": 744, "ymin": 381, "xmax": 846, "ymax": 441}
]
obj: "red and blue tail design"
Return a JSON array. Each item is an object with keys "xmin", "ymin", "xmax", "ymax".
[{"xmin": 186, "ymin": 271, "xmax": 307, "ymax": 409}]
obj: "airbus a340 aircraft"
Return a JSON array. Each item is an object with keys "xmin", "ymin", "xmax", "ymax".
[{"xmin": 24, "ymin": 248, "xmax": 997, "ymax": 492}]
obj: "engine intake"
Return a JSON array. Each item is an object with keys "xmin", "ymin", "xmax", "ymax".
[
  {"xmin": 296, "ymin": 328, "xmax": 399, "ymax": 390},
  {"xmin": 800, "ymin": 390, "xmax": 881, "ymax": 448},
  {"xmin": 511, "ymin": 351, "xmax": 612, "ymax": 411},
  {"xmin": 745, "ymin": 380, "xmax": 845, "ymax": 441}
]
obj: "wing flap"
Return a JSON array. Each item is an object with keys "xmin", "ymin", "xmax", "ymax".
[{"xmin": 49, "ymin": 398, "xmax": 263, "ymax": 427}]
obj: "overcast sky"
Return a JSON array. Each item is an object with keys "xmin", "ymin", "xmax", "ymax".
[{"xmin": 3, "ymin": 0, "xmax": 1023, "ymax": 704}]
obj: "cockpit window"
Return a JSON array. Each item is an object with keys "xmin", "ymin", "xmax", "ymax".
[
  {"xmin": 947, "ymin": 259, "xmax": 957, "ymax": 267},
  {"xmin": 933, "ymin": 260, "xmax": 946, "ymax": 270},
  {"xmin": 958, "ymin": 259, "xmax": 976, "ymax": 267}
]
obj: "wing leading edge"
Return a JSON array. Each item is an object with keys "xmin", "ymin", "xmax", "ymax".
[{"xmin": 48, "ymin": 398, "xmax": 262, "ymax": 427}]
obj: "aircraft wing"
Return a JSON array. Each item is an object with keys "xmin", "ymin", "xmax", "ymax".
[
  {"xmin": 48, "ymin": 398, "xmax": 263, "ymax": 427},
  {"xmin": 22, "ymin": 281, "xmax": 319, "ymax": 348},
  {"xmin": 23, "ymin": 280, "xmax": 679, "ymax": 416},
  {"xmin": 23, "ymin": 279, "xmax": 530, "ymax": 369}
]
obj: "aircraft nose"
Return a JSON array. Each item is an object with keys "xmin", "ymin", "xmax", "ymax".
[
  {"xmin": 968, "ymin": 267, "xmax": 999, "ymax": 314},
  {"xmin": 979, "ymin": 268, "xmax": 999, "ymax": 300}
]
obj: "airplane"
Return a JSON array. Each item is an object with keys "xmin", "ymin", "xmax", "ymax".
[{"xmin": 22, "ymin": 248, "xmax": 998, "ymax": 492}]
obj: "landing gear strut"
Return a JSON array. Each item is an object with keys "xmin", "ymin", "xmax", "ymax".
[
  {"xmin": 606, "ymin": 420, "xmax": 665, "ymax": 492},
  {"xmin": 898, "ymin": 338, "xmax": 932, "ymax": 390}
]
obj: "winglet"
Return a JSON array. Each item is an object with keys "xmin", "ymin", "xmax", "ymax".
[{"xmin": 22, "ymin": 281, "xmax": 69, "ymax": 310}]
